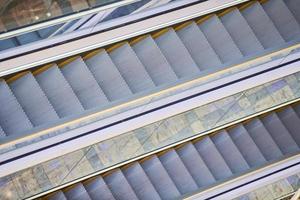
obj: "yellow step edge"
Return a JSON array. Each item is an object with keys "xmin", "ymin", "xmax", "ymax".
[
  {"xmin": 218, "ymin": 7, "xmax": 237, "ymax": 17},
  {"xmin": 195, "ymin": 14, "xmax": 215, "ymax": 25},
  {"xmin": 129, "ymin": 34, "xmax": 149, "ymax": 46},
  {"xmin": 173, "ymin": 21, "xmax": 194, "ymax": 31},
  {"xmin": 106, "ymin": 41, "xmax": 127, "ymax": 53},
  {"xmin": 6, "ymin": 71, "xmax": 30, "ymax": 84},
  {"xmin": 238, "ymin": 0, "xmax": 256, "ymax": 11},
  {"xmin": 258, "ymin": 0, "xmax": 269, "ymax": 4},
  {"xmin": 152, "ymin": 27, "xmax": 171, "ymax": 39},
  {"xmin": 58, "ymin": 56, "xmax": 80, "ymax": 68},
  {"xmin": 32, "ymin": 63, "xmax": 56, "ymax": 76},
  {"xmin": 82, "ymin": 49, "xmax": 104, "ymax": 60}
]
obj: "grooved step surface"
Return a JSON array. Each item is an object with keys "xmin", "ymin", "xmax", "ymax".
[
  {"xmin": 241, "ymin": 2, "xmax": 285, "ymax": 48},
  {"xmin": 198, "ymin": 14, "xmax": 243, "ymax": 63},
  {"xmin": 212, "ymin": 130, "xmax": 250, "ymax": 174},
  {"xmin": 104, "ymin": 169, "xmax": 138, "ymax": 200},
  {"xmin": 221, "ymin": 8, "xmax": 264, "ymax": 56},
  {"xmin": 0, "ymin": 80, "xmax": 32, "ymax": 136},
  {"xmin": 61, "ymin": 57, "xmax": 108, "ymax": 109},
  {"xmin": 9, "ymin": 73, "xmax": 59, "ymax": 126},
  {"xmin": 159, "ymin": 149, "xmax": 198, "ymax": 194},
  {"xmin": 227, "ymin": 125, "xmax": 266, "ymax": 167},
  {"xmin": 261, "ymin": 112, "xmax": 299, "ymax": 154},
  {"xmin": 262, "ymin": 0, "xmax": 300, "ymax": 41},
  {"xmin": 277, "ymin": 106, "xmax": 300, "ymax": 146},
  {"xmin": 132, "ymin": 35, "xmax": 178, "ymax": 85},
  {"xmin": 245, "ymin": 118, "xmax": 283, "ymax": 161},
  {"xmin": 177, "ymin": 142, "xmax": 216, "ymax": 187},
  {"xmin": 109, "ymin": 43, "xmax": 155, "ymax": 93},
  {"xmin": 84, "ymin": 177, "xmax": 115, "ymax": 200},
  {"xmin": 35, "ymin": 65, "xmax": 84, "ymax": 118},
  {"xmin": 123, "ymin": 162, "xmax": 160, "ymax": 200},
  {"xmin": 141, "ymin": 155, "xmax": 180, "ymax": 200},
  {"xmin": 176, "ymin": 22, "xmax": 222, "ymax": 70},
  {"xmin": 64, "ymin": 183, "xmax": 91, "ymax": 200},
  {"xmin": 284, "ymin": 0, "xmax": 300, "ymax": 24},
  {"xmin": 155, "ymin": 28, "xmax": 200, "ymax": 78},
  {"xmin": 0, "ymin": 126, "xmax": 6, "ymax": 137},
  {"xmin": 16, "ymin": 31, "xmax": 41, "ymax": 45},
  {"xmin": 85, "ymin": 50, "xmax": 132, "ymax": 101},
  {"xmin": 48, "ymin": 191, "xmax": 67, "ymax": 200},
  {"xmin": 194, "ymin": 137, "xmax": 233, "ymax": 180}
]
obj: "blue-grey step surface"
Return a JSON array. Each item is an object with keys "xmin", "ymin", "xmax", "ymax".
[
  {"xmin": 220, "ymin": 8, "xmax": 264, "ymax": 56},
  {"xmin": 284, "ymin": 0, "xmax": 300, "ymax": 24},
  {"xmin": 159, "ymin": 149, "xmax": 198, "ymax": 194},
  {"xmin": 141, "ymin": 155, "xmax": 180, "ymax": 200},
  {"xmin": 277, "ymin": 106, "xmax": 300, "ymax": 146},
  {"xmin": 194, "ymin": 137, "xmax": 233, "ymax": 180},
  {"xmin": 177, "ymin": 142, "xmax": 216, "ymax": 187},
  {"xmin": 0, "ymin": 80, "xmax": 32, "ymax": 136},
  {"xmin": 176, "ymin": 22, "xmax": 222, "ymax": 71},
  {"xmin": 154, "ymin": 28, "xmax": 200, "ymax": 78},
  {"xmin": 0, "ymin": 38, "xmax": 18, "ymax": 51},
  {"xmin": 0, "ymin": 126, "xmax": 6, "ymax": 137},
  {"xmin": 9, "ymin": 73, "xmax": 59, "ymax": 126},
  {"xmin": 123, "ymin": 162, "xmax": 161, "ymax": 200},
  {"xmin": 48, "ymin": 191, "xmax": 67, "ymax": 200},
  {"xmin": 16, "ymin": 31, "xmax": 41, "ymax": 45},
  {"xmin": 84, "ymin": 176, "xmax": 115, "ymax": 200},
  {"xmin": 241, "ymin": 2, "xmax": 285, "ymax": 48},
  {"xmin": 104, "ymin": 169, "xmax": 138, "ymax": 200},
  {"xmin": 85, "ymin": 50, "xmax": 132, "ymax": 101},
  {"xmin": 261, "ymin": 112, "xmax": 299, "ymax": 154},
  {"xmin": 132, "ymin": 35, "xmax": 178, "ymax": 86},
  {"xmin": 109, "ymin": 43, "xmax": 155, "ymax": 93},
  {"xmin": 244, "ymin": 118, "xmax": 283, "ymax": 161},
  {"xmin": 61, "ymin": 57, "xmax": 108, "ymax": 110},
  {"xmin": 64, "ymin": 183, "xmax": 91, "ymax": 200},
  {"xmin": 198, "ymin": 14, "xmax": 243, "ymax": 63},
  {"xmin": 227, "ymin": 125, "xmax": 266, "ymax": 167},
  {"xmin": 35, "ymin": 65, "xmax": 84, "ymax": 118},
  {"xmin": 262, "ymin": 0, "xmax": 300, "ymax": 41},
  {"xmin": 211, "ymin": 130, "xmax": 250, "ymax": 174}
]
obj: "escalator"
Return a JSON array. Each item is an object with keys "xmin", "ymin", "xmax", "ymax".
[
  {"xmin": 43, "ymin": 102, "xmax": 300, "ymax": 200},
  {"xmin": 1, "ymin": 0, "xmax": 300, "ymax": 144}
]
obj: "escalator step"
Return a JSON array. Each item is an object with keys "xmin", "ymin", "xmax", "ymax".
[
  {"xmin": 228, "ymin": 125, "xmax": 266, "ymax": 167},
  {"xmin": 241, "ymin": 2, "xmax": 284, "ymax": 48},
  {"xmin": 0, "ymin": 80, "xmax": 33, "ymax": 135},
  {"xmin": 194, "ymin": 137, "xmax": 233, "ymax": 180},
  {"xmin": 284, "ymin": 0, "xmax": 300, "ymax": 24},
  {"xmin": 132, "ymin": 35, "xmax": 178, "ymax": 85},
  {"xmin": 244, "ymin": 118, "xmax": 283, "ymax": 161},
  {"xmin": 159, "ymin": 149, "xmax": 198, "ymax": 194},
  {"xmin": 9, "ymin": 72, "xmax": 59, "ymax": 126},
  {"xmin": 35, "ymin": 65, "xmax": 84, "ymax": 118},
  {"xmin": 85, "ymin": 50, "xmax": 132, "ymax": 101},
  {"xmin": 109, "ymin": 43, "xmax": 155, "ymax": 93},
  {"xmin": 220, "ymin": 8, "xmax": 264, "ymax": 56},
  {"xmin": 198, "ymin": 14, "xmax": 243, "ymax": 63},
  {"xmin": 277, "ymin": 106, "xmax": 300, "ymax": 146},
  {"xmin": 0, "ymin": 126, "xmax": 6, "ymax": 137},
  {"xmin": 177, "ymin": 142, "xmax": 216, "ymax": 187},
  {"xmin": 141, "ymin": 155, "xmax": 180, "ymax": 200},
  {"xmin": 176, "ymin": 21, "xmax": 222, "ymax": 71},
  {"xmin": 84, "ymin": 176, "xmax": 115, "ymax": 200},
  {"xmin": 154, "ymin": 28, "xmax": 200, "ymax": 78},
  {"xmin": 64, "ymin": 183, "xmax": 91, "ymax": 200},
  {"xmin": 261, "ymin": 112, "xmax": 299, "ymax": 154},
  {"xmin": 104, "ymin": 169, "xmax": 138, "ymax": 200},
  {"xmin": 262, "ymin": 0, "xmax": 300, "ymax": 41},
  {"xmin": 16, "ymin": 31, "xmax": 41, "ymax": 45},
  {"xmin": 211, "ymin": 130, "xmax": 250, "ymax": 174},
  {"xmin": 48, "ymin": 191, "xmax": 67, "ymax": 200},
  {"xmin": 123, "ymin": 162, "xmax": 161, "ymax": 200},
  {"xmin": 61, "ymin": 57, "xmax": 108, "ymax": 109}
]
